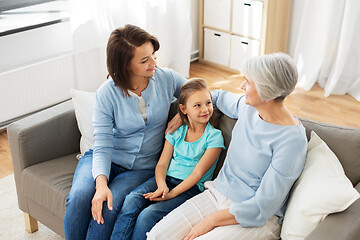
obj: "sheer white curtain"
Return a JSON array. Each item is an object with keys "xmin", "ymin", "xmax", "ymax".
[
  {"xmin": 69, "ymin": 0, "xmax": 192, "ymax": 91},
  {"xmin": 294, "ymin": 0, "xmax": 360, "ymax": 101}
]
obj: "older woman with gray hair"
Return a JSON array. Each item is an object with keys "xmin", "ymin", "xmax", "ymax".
[{"xmin": 146, "ymin": 53, "xmax": 308, "ymax": 240}]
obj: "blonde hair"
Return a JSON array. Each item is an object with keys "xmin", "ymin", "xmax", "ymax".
[
  {"xmin": 241, "ymin": 52, "xmax": 298, "ymax": 101},
  {"xmin": 178, "ymin": 78, "xmax": 212, "ymax": 126}
]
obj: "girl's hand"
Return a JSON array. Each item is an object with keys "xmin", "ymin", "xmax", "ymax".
[
  {"xmin": 165, "ymin": 113, "xmax": 182, "ymax": 135},
  {"xmin": 183, "ymin": 218, "xmax": 215, "ymax": 240},
  {"xmin": 91, "ymin": 176, "xmax": 113, "ymax": 224},
  {"xmin": 147, "ymin": 190, "xmax": 175, "ymax": 202},
  {"xmin": 144, "ymin": 185, "xmax": 169, "ymax": 200}
]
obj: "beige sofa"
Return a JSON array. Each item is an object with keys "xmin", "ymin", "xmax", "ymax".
[{"xmin": 8, "ymin": 100, "xmax": 360, "ymax": 239}]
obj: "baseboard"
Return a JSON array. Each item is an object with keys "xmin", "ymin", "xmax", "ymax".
[{"xmin": 191, "ymin": 50, "xmax": 199, "ymax": 62}]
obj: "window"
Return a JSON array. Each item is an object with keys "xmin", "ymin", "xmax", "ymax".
[
  {"xmin": 0, "ymin": 0, "xmax": 56, "ymax": 11},
  {"xmin": 0, "ymin": 0, "xmax": 69, "ymax": 37}
]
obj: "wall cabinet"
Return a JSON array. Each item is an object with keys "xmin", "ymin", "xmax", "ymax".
[
  {"xmin": 203, "ymin": 28, "xmax": 231, "ymax": 66},
  {"xmin": 199, "ymin": 0, "xmax": 291, "ymax": 72}
]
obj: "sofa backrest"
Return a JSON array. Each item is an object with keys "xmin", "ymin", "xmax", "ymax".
[
  {"xmin": 298, "ymin": 117, "xmax": 360, "ymax": 186},
  {"xmin": 212, "ymin": 112, "xmax": 235, "ymax": 179}
]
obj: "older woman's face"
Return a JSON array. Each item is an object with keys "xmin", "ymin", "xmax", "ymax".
[{"xmin": 240, "ymin": 77, "xmax": 263, "ymax": 107}]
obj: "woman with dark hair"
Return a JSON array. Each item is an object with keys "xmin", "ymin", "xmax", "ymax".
[{"xmin": 64, "ymin": 24, "xmax": 187, "ymax": 240}]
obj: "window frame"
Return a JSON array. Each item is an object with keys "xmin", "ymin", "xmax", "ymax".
[
  {"xmin": 0, "ymin": 0, "xmax": 69, "ymax": 37},
  {"xmin": 0, "ymin": 0, "xmax": 57, "ymax": 12}
]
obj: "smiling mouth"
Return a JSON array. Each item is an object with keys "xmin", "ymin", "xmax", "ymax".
[
  {"xmin": 147, "ymin": 67, "xmax": 155, "ymax": 71},
  {"xmin": 200, "ymin": 114, "xmax": 209, "ymax": 118}
]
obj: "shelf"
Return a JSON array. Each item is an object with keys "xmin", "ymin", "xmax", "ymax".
[{"xmin": 199, "ymin": 0, "xmax": 291, "ymax": 71}]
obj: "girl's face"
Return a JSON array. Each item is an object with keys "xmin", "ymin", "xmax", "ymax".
[
  {"xmin": 130, "ymin": 41, "xmax": 157, "ymax": 81},
  {"xmin": 180, "ymin": 89, "xmax": 213, "ymax": 126},
  {"xmin": 240, "ymin": 76, "xmax": 263, "ymax": 107}
]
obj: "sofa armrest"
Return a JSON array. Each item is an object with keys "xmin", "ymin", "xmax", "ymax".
[
  {"xmin": 305, "ymin": 183, "xmax": 360, "ymax": 240},
  {"xmin": 8, "ymin": 100, "xmax": 80, "ymax": 174}
]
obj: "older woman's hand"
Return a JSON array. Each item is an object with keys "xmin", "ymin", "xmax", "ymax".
[
  {"xmin": 183, "ymin": 217, "xmax": 215, "ymax": 240},
  {"xmin": 165, "ymin": 113, "xmax": 182, "ymax": 135},
  {"xmin": 183, "ymin": 209, "xmax": 238, "ymax": 240}
]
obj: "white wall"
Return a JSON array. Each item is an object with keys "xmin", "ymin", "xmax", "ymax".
[{"xmin": 190, "ymin": 0, "xmax": 199, "ymax": 55}]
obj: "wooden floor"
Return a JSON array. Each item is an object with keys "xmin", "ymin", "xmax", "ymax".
[
  {"xmin": 1, "ymin": 61, "xmax": 360, "ymax": 179},
  {"xmin": 0, "ymin": 130, "xmax": 12, "ymax": 178}
]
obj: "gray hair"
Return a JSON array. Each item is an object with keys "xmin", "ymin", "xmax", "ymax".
[{"xmin": 241, "ymin": 52, "xmax": 298, "ymax": 101}]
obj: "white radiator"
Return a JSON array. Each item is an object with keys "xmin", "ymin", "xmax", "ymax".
[{"xmin": 0, "ymin": 54, "xmax": 77, "ymax": 124}]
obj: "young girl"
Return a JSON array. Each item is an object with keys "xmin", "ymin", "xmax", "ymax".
[{"xmin": 110, "ymin": 78, "xmax": 225, "ymax": 240}]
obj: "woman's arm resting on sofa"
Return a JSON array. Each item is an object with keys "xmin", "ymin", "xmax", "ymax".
[{"xmin": 211, "ymin": 89, "xmax": 244, "ymax": 119}]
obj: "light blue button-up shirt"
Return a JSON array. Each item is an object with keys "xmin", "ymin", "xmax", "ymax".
[
  {"xmin": 212, "ymin": 90, "xmax": 307, "ymax": 227},
  {"xmin": 92, "ymin": 67, "xmax": 186, "ymax": 180}
]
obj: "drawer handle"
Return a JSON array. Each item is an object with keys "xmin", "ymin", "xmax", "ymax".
[
  {"xmin": 214, "ymin": 33, "xmax": 221, "ymax": 37},
  {"xmin": 241, "ymin": 41, "xmax": 249, "ymax": 45},
  {"xmin": 244, "ymin": 3, "xmax": 251, "ymax": 6}
]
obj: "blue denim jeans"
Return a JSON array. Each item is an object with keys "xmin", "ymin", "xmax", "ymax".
[
  {"xmin": 64, "ymin": 150, "xmax": 154, "ymax": 240},
  {"xmin": 110, "ymin": 176, "xmax": 201, "ymax": 240}
]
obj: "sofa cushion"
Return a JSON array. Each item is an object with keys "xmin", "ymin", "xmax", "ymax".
[
  {"xmin": 71, "ymin": 89, "xmax": 96, "ymax": 155},
  {"xmin": 299, "ymin": 118, "xmax": 360, "ymax": 185},
  {"xmin": 213, "ymin": 114, "xmax": 236, "ymax": 178},
  {"xmin": 21, "ymin": 153, "xmax": 78, "ymax": 219},
  {"xmin": 280, "ymin": 131, "xmax": 359, "ymax": 240},
  {"xmin": 305, "ymin": 183, "xmax": 360, "ymax": 240}
]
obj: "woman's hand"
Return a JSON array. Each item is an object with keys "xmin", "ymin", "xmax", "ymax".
[
  {"xmin": 183, "ymin": 217, "xmax": 215, "ymax": 240},
  {"xmin": 91, "ymin": 175, "xmax": 113, "ymax": 224},
  {"xmin": 183, "ymin": 209, "xmax": 237, "ymax": 240},
  {"xmin": 143, "ymin": 184, "xmax": 169, "ymax": 201},
  {"xmin": 165, "ymin": 113, "xmax": 182, "ymax": 135}
]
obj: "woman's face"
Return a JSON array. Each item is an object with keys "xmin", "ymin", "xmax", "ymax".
[
  {"xmin": 240, "ymin": 76, "xmax": 263, "ymax": 107},
  {"xmin": 130, "ymin": 41, "xmax": 157, "ymax": 80}
]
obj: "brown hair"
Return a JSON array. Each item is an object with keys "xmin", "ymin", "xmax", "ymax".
[
  {"xmin": 106, "ymin": 24, "xmax": 160, "ymax": 96},
  {"xmin": 178, "ymin": 78, "xmax": 213, "ymax": 126}
]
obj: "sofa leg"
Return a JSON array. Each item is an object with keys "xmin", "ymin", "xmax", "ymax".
[{"xmin": 24, "ymin": 213, "xmax": 38, "ymax": 233}]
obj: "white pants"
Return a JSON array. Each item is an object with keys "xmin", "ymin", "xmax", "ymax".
[{"xmin": 147, "ymin": 181, "xmax": 281, "ymax": 240}]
